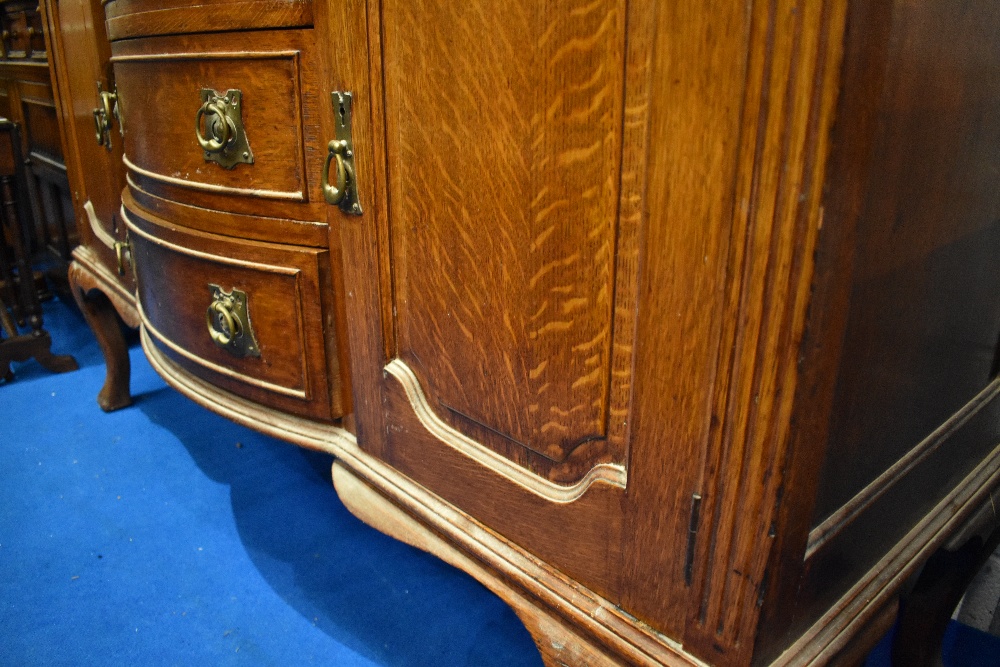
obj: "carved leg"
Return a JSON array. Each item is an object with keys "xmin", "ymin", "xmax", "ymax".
[
  {"xmin": 68, "ymin": 261, "xmax": 132, "ymax": 411},
  {"xmin": 332, "ymin": 462, "xmax": 624, "ymax": 667},
  {"xmin": 892, "ymin": 526, "xmax": 1000, "ymax": 667}
]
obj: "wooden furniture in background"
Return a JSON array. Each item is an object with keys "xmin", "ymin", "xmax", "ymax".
[
  {"xmin": 41, "ymin": 0, "xmax": 136, "ymax": 411},
  {"xmin": 0, "ymin": 0, "xmax": 75, "ymax": 282},
  {"xmin": 45, "ymin": 0, "xmax": 1000, "ymax": 665},
  {"xmin": 0, "ymin": 117, "xmax": 75, "ymax": 378}
]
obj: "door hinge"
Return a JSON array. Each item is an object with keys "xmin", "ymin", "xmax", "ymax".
[{"xmin": 684, "ymin": 493, "xmax": 703, "ymax": 586}]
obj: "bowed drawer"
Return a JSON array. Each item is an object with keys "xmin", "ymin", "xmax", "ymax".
[
  {"xmin": 111, "ymin": 30, "xmax": 330, "ymax": 243},
  {"xmin": 124, "ymin": 200, "xmax": 345, "ymax": 421}
]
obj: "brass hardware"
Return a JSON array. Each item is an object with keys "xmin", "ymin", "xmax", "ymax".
[
  {"xmin": 113, "ymin": 239, "xmax": 130, "ymax": 277},
  {"xmin": 93, "ymin": 82, "xmax": 119, "ymax": 148},
  {"xmin": 323, "ymin": 91, "xmax": 362, "ymax": 215},
  {"xmin": 322, "ymin": 140, "xmax": 349, "ymax": 204},
  {"xmin": 206, "ymin": 285, "xmax": 260, "ymax": 358},
  {"xmin": 195, "ymin": 89, "xmax": 253, "ymax": 170}
]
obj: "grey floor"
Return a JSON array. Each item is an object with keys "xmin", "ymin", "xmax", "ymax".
[{"xmin": 956, "ymin": 545, "xmax": 1000, "ymax": 636}]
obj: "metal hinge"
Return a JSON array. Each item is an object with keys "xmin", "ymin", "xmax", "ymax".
[{"xmin": 684, "ymin": 493, "xmax": 703, "ymax": 586}]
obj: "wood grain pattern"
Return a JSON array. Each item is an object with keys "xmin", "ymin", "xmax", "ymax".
[
  {"xmin": 386, "ymin": 357, "xmax": 627, "ymax": 502},
  {"xmin": 810, "ymin": 0, "xmax": 1000, "ymax": 523},
  {"xmin": 680, "ymin": 0, "xmax": 849, "ymax": 661},
  {"xmin": 68, "ymin": 244, "xmax": 139, "ymax": 411},
  {"xmin": 42, "ymin": 0, "xmax": 131, "ymax": 291},
  {"xmin": 110, "ymin": 30, "xmax": 331, "ymax": 230},
  {"xmin": 380, "ymin": 0, "xmax": 634, "ymax": 475},
  {"xmin": 124, "ymin": 198, "xmax": 342, "ymax": 420},
  {"xmin": 68, "ymin": 253, "xmax": 133, "ymax": 411},
  {"xmin": 138, "ymin": 334, "xmax": 706, "ymax": 667},
  {"xmin": 616, "ymin": 0, "xmax": 755, "ymax": 642},
  {"xmin": 751, "ymin": 2, "xmax": 1000, "ymax": 661},
  {"xmin": 111, "ymin": 37, "xmax": 313, "ymax": 208},
  {"xmin": 45, "ymin": 1, "xmax": 1000, "ymax": 664},
  {"xmin": 0, "ymin": 6, "xmax": 74, "ymax": 269},
  {"xmin": 104, "ymin": 0, "xmax": 312, "ymax": 41},
  {"xmin": 125, "ymin": 173, "xmax": 329, "ymax": 248}
]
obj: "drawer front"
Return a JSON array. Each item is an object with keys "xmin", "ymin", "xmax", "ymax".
[
  {"xmin": 104, "ymin": 0, "xmax": 313, "ymax": 41},
  {"xmin": 111, "ymin": 30, "xmax": 329, "ymax": 231},
  {"xmin": 125, "ymin": 201, "xmax": 342, "ymax": 421}
]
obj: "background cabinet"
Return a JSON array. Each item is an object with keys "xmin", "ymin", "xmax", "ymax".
[{"xmin": 0, "ymin": 0, "xmax": 74, "ymax": 281}]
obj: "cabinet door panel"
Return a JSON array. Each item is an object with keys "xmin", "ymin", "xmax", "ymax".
[{"xmin": 380, "ymin": 0, "xmax": 636, "ymax": 483}]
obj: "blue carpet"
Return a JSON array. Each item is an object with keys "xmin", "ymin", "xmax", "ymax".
[
  {"xmin": 1, "ymin": 295, "xmax": 541, "ymax": 666},
  {"xmin": 864, "ymin": 620, "xmax": 1000, "ymax": 667},
  {"xmin": 6, "ymin": 296, "xmax": 1000, "ymax": 666}
]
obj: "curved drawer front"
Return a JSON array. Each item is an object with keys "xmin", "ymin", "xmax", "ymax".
[
  {"xmin": 124, "ymin": 201, "xmax": 341, "ymax": 421},
  {"xmin": 111, "ymin": 31, "xmax": 328, "ymax": 231},
  {"xmin": 105, "ymin": 0, "xmax": 313, "ymax": 41}
]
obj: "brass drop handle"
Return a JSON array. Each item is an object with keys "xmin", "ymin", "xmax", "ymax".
[
  {"xmin": 113, "ymin": 240, "xmax": 130, "ymax": 277},
  {"xmin": 195, "ymin": 98, "xmax": 236, "ymax": 153},
  {"xmin": 204, "ymin": 286, "xmax": 260, "ymax": 357},
  {"xmin": 93, "ymin": 108, "xmax": 105, "ymax": 145},
  {"xmin": 100, "ymin": 89, "xmax": 116, "ymax": 125},
  {"xmin": 93, "ymin": 84, "xmax": 119, "ymax": 147},
  {"xmin": 206, "ymin": 297, "xmax": 241, "ymax": 347},
  {"xmin": 322, "ymin": 139, "xmax": 351, "ymax": 205},
  {"xmin": 322, "ymin": 91, "xmax": 363, "ymax": 214}
]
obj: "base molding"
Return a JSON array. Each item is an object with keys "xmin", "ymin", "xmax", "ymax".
[
  {"xmin": 333, "ymin": 462, "xmax": 624, "ymax": 667},
  {"xmin": 141, "ymin": 328, "xmax": 705, "ymax": 666},
  {"xmin": 144, "ymin": 323, "xmax": 998, "ymax": 666}
]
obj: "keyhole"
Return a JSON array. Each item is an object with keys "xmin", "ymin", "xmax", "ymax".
[{"xmin": 339, "ymin": 104, "xmax": 346, "ymax": 125}]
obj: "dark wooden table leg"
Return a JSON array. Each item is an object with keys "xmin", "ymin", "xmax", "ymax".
[
  {"xmin": 0, "ymin": 123, "xmax": 77, "ymax": 378},
  {"xmin": 68, "ymin": 260, "xmax": 132, "ymax": 411},
  {"xmin": 892, "ymin": 525, "xmax": 1000, "ymax": 667}
]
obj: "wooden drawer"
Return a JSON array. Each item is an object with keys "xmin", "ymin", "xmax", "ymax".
[
  {"xmin": 111, "ymin": 30, "xmax": 329, "ymax": 238},
  {"xmin": 104, "ymin": 0, "xmax": 313, "ymax": 41},
  {"xmin": 124, "ymin": 199, "xmax": 344, "ymax": 421}
]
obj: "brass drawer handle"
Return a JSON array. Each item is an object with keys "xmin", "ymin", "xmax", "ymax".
[
  {"xmin": 195, "ymin": 99, "xmax": 235, "ymax": 152},
  {"xmin": 207, "ymin": 298, "xmax": 240, "ymax": 346},
  {"xmin": 205, "ymin": 285, "xmax": 260, "ymax": 357},
  {"xmin": 322, "ymin": 139, "xmax": 350, "ymax": 205},
  {"xmin": 195, "ymin": 89, "xmax": 253, "ymax": 170}
]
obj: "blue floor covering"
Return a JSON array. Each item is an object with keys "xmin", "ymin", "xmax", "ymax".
[
  {"xmin": 4, "ymin": 295, "xmax": 1000, "ymax": 666},
  {"xmin": 1, "ymin": 295, "xmax": 540, "ymax": 666}
]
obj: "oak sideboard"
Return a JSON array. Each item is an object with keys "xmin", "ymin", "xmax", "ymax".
[{"xmin": 43, "ymin": 0, "xmax": 1000, "ymax": 665}]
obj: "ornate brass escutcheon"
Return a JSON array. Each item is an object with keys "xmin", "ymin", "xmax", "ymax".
[
  {"xmin": 322, "ymin": 91, "xmax": 362, "ymax": 214},
  {"xmin": 195, "ymin": 89, "xmax": 254, "ymax": 170},
  {"xmin": 206, "ymin": 285, "xmax": 260, "ymax": 358}
]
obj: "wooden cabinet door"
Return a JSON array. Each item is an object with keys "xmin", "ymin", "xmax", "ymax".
[
  {"xmin": 42, "ymin": 0, "xmax": 128, "ymax": 287},
  {"xmin": 326, "ymin": 0, "xmax": 650, "ymax": 601},
  {"xmin": 323, "ymin": 0, "xmax": 845, "ymax": 661}
]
